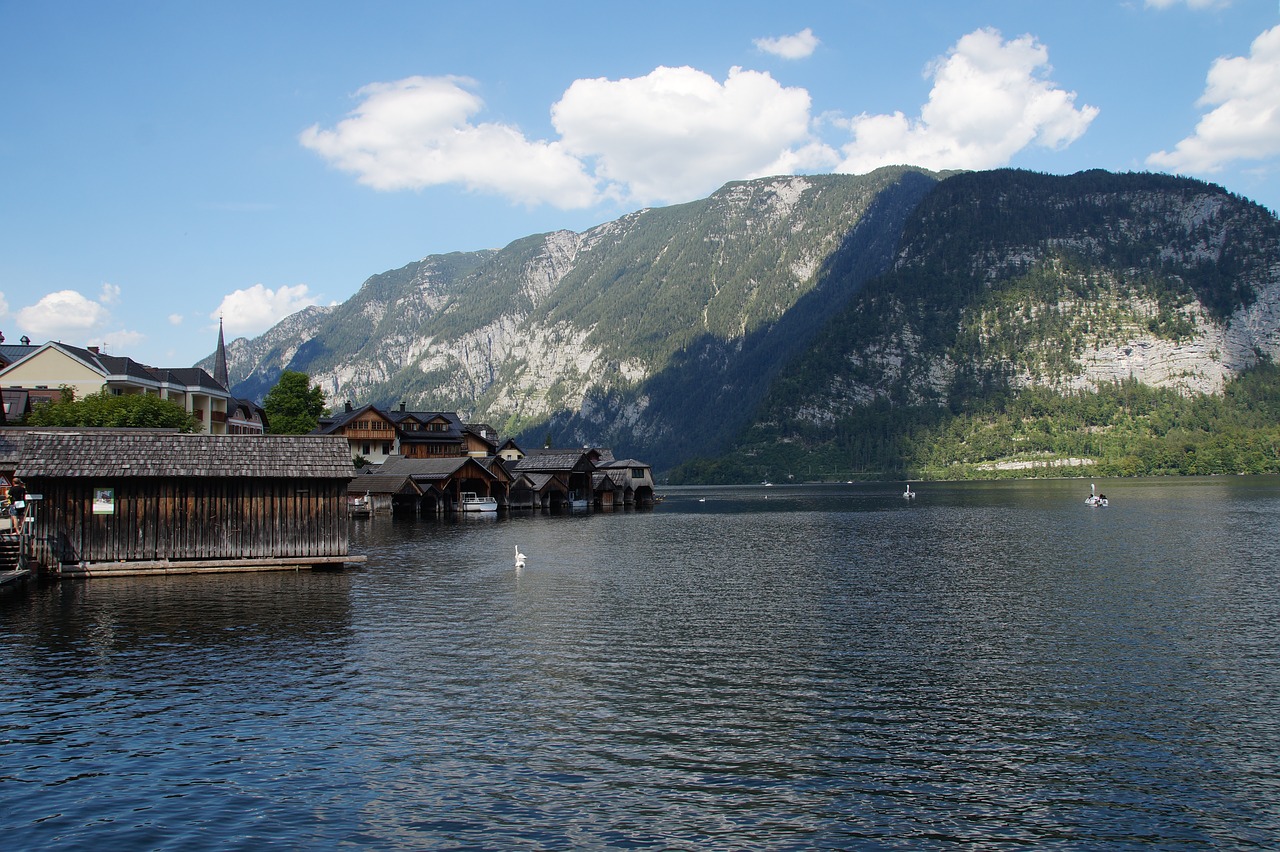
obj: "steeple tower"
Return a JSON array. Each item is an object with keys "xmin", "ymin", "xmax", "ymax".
[{"xmin": 214, "ymin": 317, "xmax": 229, "ymax": 391}]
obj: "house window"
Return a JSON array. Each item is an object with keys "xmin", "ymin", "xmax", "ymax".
[
  {"xmin": 362, "ymin": 443, "xmax": 371, "ymax": 455},
  {"xmin": 382, "ymin": 442, "xmax": 392, "ymax": 455},
  {"xmin": 632, "ymin": 468, "xmax": 645, "ymax": 479}
]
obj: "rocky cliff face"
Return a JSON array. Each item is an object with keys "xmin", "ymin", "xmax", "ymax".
[{"xmin": 781, "ymin": 171, "xmax": 1280, "ymax": 429}]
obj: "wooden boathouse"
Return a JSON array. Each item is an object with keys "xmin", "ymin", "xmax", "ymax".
[{"xmin": 9, "ymin": 429, "xmax": 363, "ymax": 577}]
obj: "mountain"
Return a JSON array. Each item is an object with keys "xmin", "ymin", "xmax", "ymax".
[{"xmin": 211, "ymin": 167, "xmax": 1280, "ymax": 479}]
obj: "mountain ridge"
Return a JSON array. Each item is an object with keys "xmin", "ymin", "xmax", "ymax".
[{"xmin": 208, "ymin": 167, "xmax": 1280, "ymax": 477}]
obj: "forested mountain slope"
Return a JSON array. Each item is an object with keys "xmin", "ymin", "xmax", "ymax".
[
  {"xmin": 213, "ymin": 167, "xmax": 1280, "ymax": 479},
  {"xmin": 677, "ymin": 169, "xmax": 1280, "ymax": 482}
]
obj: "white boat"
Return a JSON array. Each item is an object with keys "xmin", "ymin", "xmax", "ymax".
[
  {"xmin": 349, "ymin": 492, "xmax": 372, "ymax": 518},
  {"xmin": 1084, "ymin": 483, "xmax": 1108, "ymax": 507},
  {"xmin": 566, "ymin": 491, "xmax": 589, "ymax": 511},
  {"xmin": 460, "ymin": 492, "xmax": 498, "ymax": 513}
]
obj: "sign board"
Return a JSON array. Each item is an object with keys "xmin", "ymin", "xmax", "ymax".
[{"xmin": 93, "ymin": 487, "xmax": 115, "ymax": 515}]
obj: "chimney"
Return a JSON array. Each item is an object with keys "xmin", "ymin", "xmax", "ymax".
[
  {"xmin": 88, "ymin": 346, "xmax": 100, "ymax": 354},
  {"xmin": 400, "ymin": 401, "xmax": 406, "ymax": 412},
  {"xmin": 344, "ymin": 400, "xmax": 353, "ymax": 412}
]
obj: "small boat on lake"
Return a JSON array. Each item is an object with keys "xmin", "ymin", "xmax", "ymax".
[
  {"xmin": 1085, "ymin": 483, "xmax": 1108, "ymax": 507},
  {"xmin": 461, "ymin": 492, "xmax": 498, "ymax": 513},
  {"xmin": 350, "ymin": 492, "xmax": 372, "ymax": 518}
]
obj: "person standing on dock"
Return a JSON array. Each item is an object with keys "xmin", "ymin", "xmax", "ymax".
[{"xmin": 8, "ymin": 478, "xmax": 27, "ymax": 534}]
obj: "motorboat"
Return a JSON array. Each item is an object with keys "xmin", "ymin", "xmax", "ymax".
[{"xmin": 461, "ymin": 492, "xmax": 498, "ymax": 513}]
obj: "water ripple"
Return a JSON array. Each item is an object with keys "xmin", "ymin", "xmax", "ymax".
[{"xmin": 3, "ymin": 479, "xmax": 1280, "ymax": 848}]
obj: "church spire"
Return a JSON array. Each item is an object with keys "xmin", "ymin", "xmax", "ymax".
[{"xmin": 214, "ymin": 317, "xmax": 229, "ymax": 391}]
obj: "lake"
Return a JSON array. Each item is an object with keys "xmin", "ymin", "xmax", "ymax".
[{"xmin": 3, "ymin": 477, "xmax": 1279, "ymax": 849}]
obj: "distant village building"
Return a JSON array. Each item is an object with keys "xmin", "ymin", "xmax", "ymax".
[
  {"xmin": 334, "ymin": 405, "xmax": 658, "ymax": 514},
  {"xmin": 0, "ymin": 324, "xmax": 265, "ymax": 435},
  {"xmin": 317, "ymin": 402, "xmax": 500, "ymax": 464}
]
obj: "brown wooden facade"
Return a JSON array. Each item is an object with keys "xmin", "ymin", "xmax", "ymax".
[{"xmin": 9, "ymin": 429, "xmax": 361, "ymax": 576}]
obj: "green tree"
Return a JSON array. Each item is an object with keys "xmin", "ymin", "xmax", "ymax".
[
  {"xmin": 263, "ymin": 371, "xmax": 326, "ymax": 434},
  {"xmin": 25, "ymin": 389, "xmax": 201, "ymax": 431}
]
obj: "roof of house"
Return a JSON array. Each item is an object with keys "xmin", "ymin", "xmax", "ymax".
[
  {"xmin": 9, "ymin": 430, "xmax": 355, "ymax": 478},
  {"xmin": 514, "ymin": 472, "xmax": 567, "ymax": 492},
  {"xmin": 315, "ymin": 403, "xmax": 386, "ymax": 434},
  {"xmin": 600, "ymin": 458, "xmax": 649, "ymax": 469},
  {"xmin": 512, "ymin": 448, "xmax": 599, "ymax": 473},
  {"xmin": 0, "ymin": 344, "xmax": 39, "ymax": 367},
  {"xmin": 1, "ymin": 342, "xmax": 229, "ymax": 395},
  {"xmin": 378, "ymin": 455, "xmax": 478, "ymax": 480},
  {"xmin": 347, "ymin": 473, "xmax": 421, "ymax": 496},
  {"xmin": 593, "ymin": 469, "xmax": 640, "ymax": 490}
]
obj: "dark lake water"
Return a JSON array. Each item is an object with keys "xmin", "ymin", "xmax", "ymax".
[{"xmin": 3, "ymin": 477, "xmax": 1280, "ymax": 849}]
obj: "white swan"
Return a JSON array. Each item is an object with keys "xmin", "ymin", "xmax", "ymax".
[{"xmin": 514, "ymin": 544, "xmax": 526, "ymax": 569}]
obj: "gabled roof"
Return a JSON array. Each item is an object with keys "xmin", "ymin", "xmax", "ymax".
[
  {"xmin": 600, "ymin": 458, "xmax": 649, "ymax": 470},
  {"xmin": 12, "ymin": 430, "xmax": 354, "ymax": 478},
  {"xmin": 0, "ymin": 344, "xmax": 39, "ymax": 368},
  {"xmin": 594, "ymin": 469, "xmax": 632, "ymax": 489},
  {"xmin": 0, "ymin": 342, "xmax": 229, "ymax": 396},
  {"xmin": 464, "ymin": 423, "xmax": 500, "ymax": 448},
  {"xmin": 527, "ymin": 472, "xmax": 567, "ymax": 492},
  {"xmin": 315, "ymin": 403, "xmax": 387, "ymax": 434},
  {"xmin": 391, "ymin": 410, "xmax": 464, "ymax": 443},
  {"xmin": 378, "ymin": 455, "xmax": 493, "ymax": 481},
  {"xmin": 513, "ymin": 448, "xmax": 598, "ymax": 473},
  {"xmin": 347, "ymin": 473, "xmax": 421, "ymax": 496},
  {"xmin": 151, "ymin": 367, "xmax": 227, "ymax": 393}
]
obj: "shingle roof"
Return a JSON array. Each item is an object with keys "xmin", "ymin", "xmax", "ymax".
[
  {"xmin": 379, "ymin": 456, "xmax": 473, "ymax": 480},
  {"xmin": 11, "ymin": 430, "xmax": 355, "ymax": 478},
  {"xmin": 513, "ymin": 449, "xmax": 596, "ymax": 472},
  {"xmin": 348, "ymin": 474, "xmax": 420, "ymax": 496}
]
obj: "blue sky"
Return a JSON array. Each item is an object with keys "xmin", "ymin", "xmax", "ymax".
[{"xmin": 3, "ymin": 0, "xmax": 1279, "ymax": 369}]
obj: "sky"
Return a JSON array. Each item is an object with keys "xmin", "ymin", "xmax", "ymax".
[{"xmin": 3, "ymin": 0, "xmax": 1280, "ymax": 369}]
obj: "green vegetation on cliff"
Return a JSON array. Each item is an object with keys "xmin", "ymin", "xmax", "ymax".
[{"xmin": 669, "ymin": 362, "xmax": 1280, "ymax": 484}]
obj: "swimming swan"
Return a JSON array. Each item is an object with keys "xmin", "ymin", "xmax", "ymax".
[{"xmin": 514, "ymin": 545, "xmax": 526, "ymax": 569}]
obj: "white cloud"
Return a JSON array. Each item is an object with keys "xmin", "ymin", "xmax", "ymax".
[
  {"xmin": 299, "ymin": 75, "xmax": 599, "ymax": 208},
  {"xmin": 168, "ymin": 313, "xmax": 183, "ymax": 325},
  {"xmin": 213, "ymin": 283, "xmax": 323, "ymax": 337},
  {"xmin": 100, "ymin": 282, "xmax": 121, "ymax": 305},
  {"xmin": 303, "ymin": 29, "xmax": 1100, "ymax": 212},
  {"xmin": 552, "ymin": 65, "xmax": 831, "ymax": 204},
  {"xmin": 755, "ymin": 28, "xmax": 820, "ymax": 60},
  {"xmin": 102, "ymin": 329, "xmax": 145, "ymax": 352},
  {"xmin": 16, "ymin": 290, "xmax": 111, "ymax": 337},
  {"xmin": 1145, "ymin": 0, "xmax": 1231, "ymax": 9},
  {"xmin": 1147, "ymin": 25, "xmax": 1280, "ymax": 173},
  {"xmin": 0, "ymin": 292, "xmax": 9, "ymax": 318},
  {"xmin": 835, "ymin": 27, "xmax": 1098, "ymax": 173}
]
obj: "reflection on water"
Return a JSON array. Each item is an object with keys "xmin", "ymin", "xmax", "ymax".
[{"xmin": 3, "ymin": 477, "xmax": 1280, "ymax": 849}]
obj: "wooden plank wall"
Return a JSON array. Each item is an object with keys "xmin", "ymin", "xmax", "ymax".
[{"xmin": 34, "ymin": 477, "xmax": 350, "ymax": 564}]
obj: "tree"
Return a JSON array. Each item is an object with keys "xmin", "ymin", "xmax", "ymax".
[
  {"xmin": 25, "ymin": 388, "xmax": 201, "ymax": 431},
  {"xmin": 263, "ymin": 371, "xmax": 326, "ymax": 434}
]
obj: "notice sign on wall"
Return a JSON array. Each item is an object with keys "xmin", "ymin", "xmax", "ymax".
[{"xmin": 93, "ymin": 487, "xmax": 115, "ymax": 515}]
